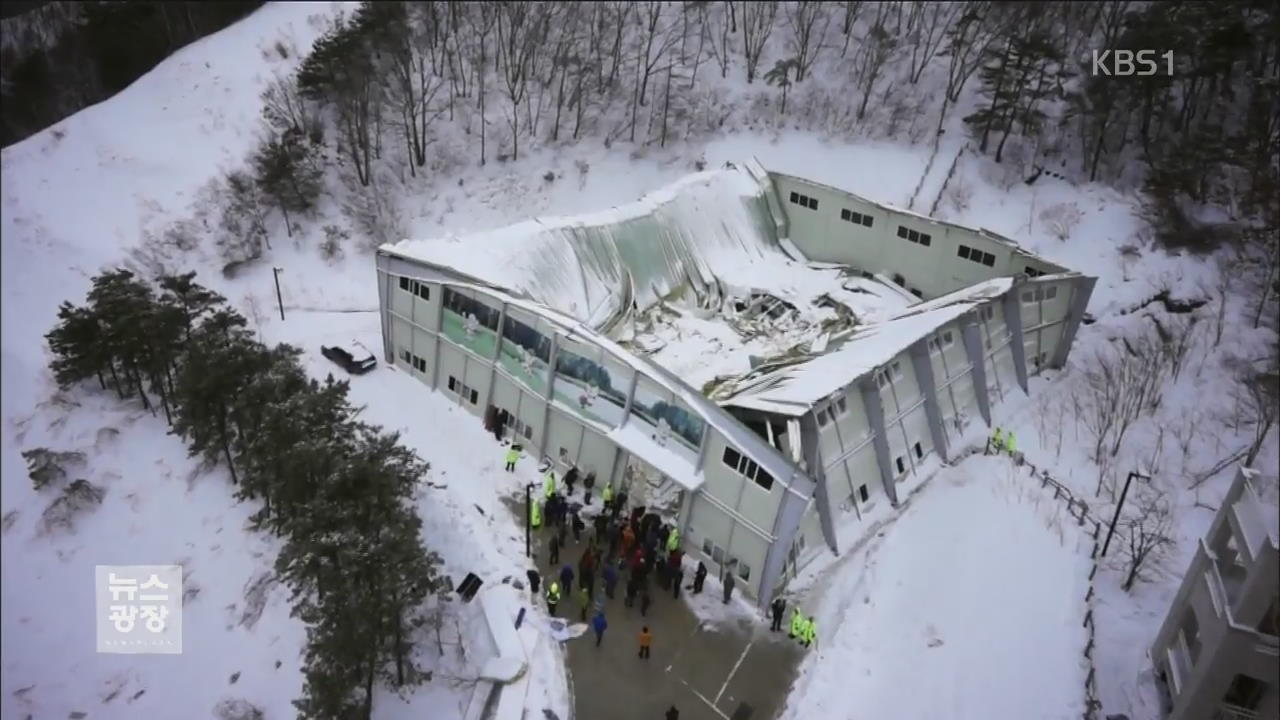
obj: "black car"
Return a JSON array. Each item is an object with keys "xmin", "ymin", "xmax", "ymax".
[{"xmin": 321, "ymin": 341, "xmax": 378, "ymax": 375}]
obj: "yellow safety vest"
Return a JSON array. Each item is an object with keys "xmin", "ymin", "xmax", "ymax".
[
  {"xmin": 543, "ymin": 472, "xmax": 556, "ymax": 498},
  {"xmin": 546, "ymin": 582, "xmax": 560, "ymax": 603},
  {"xmin": 506, "ymin": 448, "xmax": 519, "ymax": 464},
  {"xmin": 666, "ymin": 529, "xmax": 680, "ymax": 552},
  {"xmin": 531, "ymin": 501, "xmax": 542, "ymax": 528},
  {"xmin": 805, "ymin": 619, "xmax": 817, "ymax": 644},
  {"xmin": 1006, "ymin": 432, "xmax": 1017, "ymax": 453},
  {"xmin": 790, "ymin": 610, "xmax": 803, "ymax": 636},
  {"xmin": 603, "ymin": 485, "xmax": 613, "ymax": 502}
]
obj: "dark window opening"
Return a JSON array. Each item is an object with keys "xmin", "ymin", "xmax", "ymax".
[
  {"xmin": 895, "ymin": 457, "xmax": 905, "ymax": 474},
  {"xmin": 859, "ymin": 484, "xmax": 869, "ymax": 502},
  {"xmin": 958, "ymin": 245, "xmax": 971, "ymax": 260},
  {"xmin": 723, "ymin": 446, "xmax": 742, "ymax": 470},
  {"xmin": 469, "ymin": 389, "xmax": 479, "ymax": 405},
  {"xmin": 754, "ymin": 469, "xmax": 774, "ymax": 491},
  {"xmin": 914, "ymin": 442, "xmax": 923, "ymax": 459},
  {"xmin": 789, "ymin": 191, "xmax": 799, "ymax": 203},
  {"xmin": 807, "ymin": 196, "xmax": 818, "ymax": 210},
  {"xmin": 447, "ymin": 376, "xmax": 457, "ymax": 392},
  {"xmin": 897, "ymin": 226, "xmax": 909, "ymax": 239},
  {"xmin": 399, "ymin": 276, "xmax": 410, "ymax": 291}
]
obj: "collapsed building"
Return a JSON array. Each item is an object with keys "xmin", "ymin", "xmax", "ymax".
[{"xmin": 375, "ymin": 159, "xmax": 1096, "ymax": 607}]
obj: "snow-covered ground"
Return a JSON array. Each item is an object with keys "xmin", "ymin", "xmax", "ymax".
[
  {"xmin": 1, "ymin": 2, "xmax": 1276, "ymax": 720},
  {"xmin": 782, "ymin": 456, "xmax": 1092, "ymax": 720}
]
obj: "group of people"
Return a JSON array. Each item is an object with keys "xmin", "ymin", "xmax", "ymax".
[
  {"xmin": 779, "ymin": 602, "xmax": 818, "ymax": 648},
  {"xmin": 989, "ymin": 426, "xmax": 1018, "ymax": 455},
  {"xmin": 523, "ymin": 456, "xmax": 750, "ymax": 655},
  {"xmin": 519, "ymin": 450, "xmax": 816, "ymax": 690}
]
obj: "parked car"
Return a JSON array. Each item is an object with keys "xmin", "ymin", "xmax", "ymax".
[{"xmin": 321, "ymin": 341, "xmax": 378, "ymax": 375}]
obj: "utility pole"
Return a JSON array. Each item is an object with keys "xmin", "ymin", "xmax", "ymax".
[
  {"xmin": 272, "ymin": 267, "xmax": 285, "ymax": 321},
  {"xmin": 1101, "ymin": 470, "xmax": 1151, "ymax": 557},
  {"xmin": 525, "ymin": 482, "xmax": 535, "ymax": 558}
]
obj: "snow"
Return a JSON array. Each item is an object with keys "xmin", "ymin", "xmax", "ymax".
[
  {"xmin": 606, "ymin": 423, "xmax": 705, "ymax": 492},
  {"xmin": 0, "ymin": 1, "xmax": 1274, "ymax": 717},
  {"xmin": 781, "ymin": 458, "xmax": 1091, "ymax": 720},
  {"xmin": 724, "ymin": 278, "xmax": 1014, "ymax": 412}
]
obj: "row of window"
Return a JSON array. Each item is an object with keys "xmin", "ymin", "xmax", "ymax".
[
  {"xmin": 788, "ymin": 191, "xmax": 819, "ymax": 210},
  {"xmin": 700, "ymin": 537, "xmax": 752, "ymax": 582},
  {"xmin": 927, "ymin": 330, "xmax": 956, "ymax": 355},
  {"xmin": 957, "ymin": 244, "xmax": 997, "ymax": 267},
  {"xmin": 721, "ymin": 446, "xmax": 775, "ymax": 491},
  {"xmin": 897, "ymin": 225, "xmax": 933, "ymax": 247},
  {"xmin": 1020, "ymin": 286, "xmax": 1059, "ymax": 304},
  {"xmin": 893, "ymin": 442, "xmax": 926, "ymax": 475},
  {"xmin": 495, "ymin": 403, "xmax": 534, "ymax": 441},
  {"xmin": 399, "ymin": 276, "xmax": 431, "ymax": 300},
  {"xmin": 446, "ymin": 375, "xmax": 480, "ymax": 406},
  {"xmin": 815, "ymin": 394, "xmax": 849, "ymax": 428},
  {"xmin": 874, "ymin": 360, "xmax": 905, "ymax": 389},
  {"xmin": 401, "ymin": 349, "xmax": 429, "ymax": 373},
  {"xmin": 840, "ymin": 208, "xmax": 875, "ymax": 227}
]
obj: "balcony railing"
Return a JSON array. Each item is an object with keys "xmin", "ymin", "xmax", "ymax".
[{"xmin": 1213, "ymin": 703, "xmax": 1259, "ymax": 720}]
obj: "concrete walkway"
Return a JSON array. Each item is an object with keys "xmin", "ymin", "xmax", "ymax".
[{"xmin": 513, "ymin": 492, "xmax": 805, "ymax": 720}]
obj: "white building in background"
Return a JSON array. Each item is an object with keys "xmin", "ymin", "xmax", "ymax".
[
  {"xmin": 1150, "ymin": 467, "xmax": 1279, "ymax": 720},
  {"xmin": 375, "ymin": 159, "xmax": 1095, "ymax": 608}
]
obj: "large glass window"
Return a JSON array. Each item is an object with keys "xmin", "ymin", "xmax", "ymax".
[
  {"xmin": 631, "ymin": 374, "xmax": 704, "ymax": 450},
  {"xmin": 495, "ymin": 306, "xmax": 552, "ymax": 393},
  {"xmin": 551, "ymin": 335, "xmax": 627, "ymax": 427},
  {"xmin": 441, "ymin": 287, "xmax": 500, "ymax": 357}
]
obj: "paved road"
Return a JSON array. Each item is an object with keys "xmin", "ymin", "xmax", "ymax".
[{"xmin": 511, "ymin": 490, "xmax": 805, "ymax": 720}]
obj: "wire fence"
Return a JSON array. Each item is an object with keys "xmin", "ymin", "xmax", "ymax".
[{"xmin": 1000, "ymin": 445, "xmax": 1105, "ymax": 720}]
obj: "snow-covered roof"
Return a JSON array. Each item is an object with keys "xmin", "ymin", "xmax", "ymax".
[
  {"xmin": 721, "ymin": 278, "xmax": 1016, "ymax": 416},
  {"xmin": 379, "ymin": 261, "xmax": 812, "ymax": 498},
  {"xmin": 383, "ymin": 163, "xmax": 790, "ymax": 332}
]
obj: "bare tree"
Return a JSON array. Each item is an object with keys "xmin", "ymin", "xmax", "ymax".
[
  {"xmin": 704, "ymin": 1, "xmax": 733, "ymax": 79},
  {"xmin": 740, "ymin": 0, "xmax": 778, "ymax": 84},
  {"xmin": 1116, "ymin": 487, "xmax": 1175, "ymax": 592},
  {"xmin": 1079, "ymin": 334, "xmax": 1172, "ymax": 462},
  {"xmin": 381, "ymin": 4, "xmax": 448, "ymax": 177},
  {"xmin": 784, "ymin": 1, "xmax": 831, "ymax": 83},
  {"xmin": 495, "ymin": 1, "xmax": 545, "ymax": 162},
  {"xmin": 1236, "ymin": 369, "xmax": 1280, "ymax": 467},
  {"xmin": 838, "ymin": 0, "xmax": 863, "ymax": 59},
  {"xmin": 905, "ymin": 3, "xmax": 958, "ymax": 84},
  {"xmin": 1170, "ymin": 411, "xmax": 1200, "ymax": 475},
  {"xmin": 463, "ymin": 3, "xmax": 496, "ymax": 165},
  {"xmin": 852, "ymin": 2, "xmax": 898, "ymax": 121}
]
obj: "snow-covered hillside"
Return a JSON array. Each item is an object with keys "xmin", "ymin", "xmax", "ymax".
[{"xmin": 2, "ymin": 2, "xmax": 1276, "ymax": 720}]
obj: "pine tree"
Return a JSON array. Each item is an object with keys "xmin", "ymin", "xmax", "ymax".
[
  {"xmin": 46, "ymin": 301, "xmax": 109, "ymax": 393},
  {"xmin": 252, "ymin": 128, "xmax": 323, "ymax": 238},
  {"xmin": 964, "ymin": 29, "xmax": 1065, "ymax": 162}
]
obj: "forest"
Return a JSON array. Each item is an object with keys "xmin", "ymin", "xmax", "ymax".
[{"xmin": 11, "ymin": 2, "xmax": 1279, "ymax": 718}]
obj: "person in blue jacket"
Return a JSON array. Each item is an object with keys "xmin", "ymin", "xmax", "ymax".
[{"xmin": 592, "ymin": 610, "xmax": 608, "ymax": 647}]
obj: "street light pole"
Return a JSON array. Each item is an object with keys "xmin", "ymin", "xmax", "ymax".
[
  {"xmin": 1101, "ymin": 470, "xmax": 1151, "ymax": 557},
  {"xmin": 525, "ymin": 483, "xmax": 534, "ymax": 559},
  {"xmin": 272, "ymin": 267, "xmax": 285, "ymax": 321}
]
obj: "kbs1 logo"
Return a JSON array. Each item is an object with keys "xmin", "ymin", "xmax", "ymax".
[{"xmin": 1091, "ymin": 50, "xmax": 1175, "ymax": 77}]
